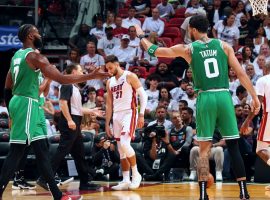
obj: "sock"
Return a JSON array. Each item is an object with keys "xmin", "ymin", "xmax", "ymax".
[
  {"xmin": 199, "ymin": 181, "xmax": 208, "ymax": 199},
  {"xmin": 238, "ymin": 180, "xmax": 250, "ymax": 199},
  {"xmin": 131, "ymin": 164, "xmax": 139, "ymax": 176},
  {"xmin": 122, "ymin": 171, "xmax": 130, "ymax": 183}
]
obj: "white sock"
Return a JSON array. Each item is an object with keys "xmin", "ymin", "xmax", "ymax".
[
  {"xmin": 131, "ymin": 164, "xmax": 139, "ymax": 176},
  {"xmin": 122, "ymin": 171, "xmax": 130, "ymax": 182},
  {"xmin": 267, "ymin": 159, "xmax": 270, "ymax": 166}
]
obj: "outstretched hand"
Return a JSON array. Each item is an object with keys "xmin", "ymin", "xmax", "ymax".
[
  {"xmin": 90, "ymin": 107, "xmax": 105, "ymax": 118},
  {"xmin": 251, "ymin": 97, "xmax": 261, "ymax": 115},
  {"xmin": 89, "ymin": 67, "xmax": 111, "ymax": 80}
]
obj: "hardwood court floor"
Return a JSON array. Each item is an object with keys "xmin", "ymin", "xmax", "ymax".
[{"xmin": 5, "ymin": 181, "xmax": 270, "ymax": 200}]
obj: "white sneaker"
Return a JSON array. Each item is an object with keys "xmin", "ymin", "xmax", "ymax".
[
  {"xmin": 111, "ymin": 181, "xmax": 130, "ymax": 191},
  {"xmin": 129, "ymin": 173, "xmax": 142, "ymax": 190},
  {"xmin": 216, "ymin": 171, "xmax": 223, "ymax": 181},
  {"xmin": 189, "ymin": 170, "xmax": 197, "ymax": 181}
]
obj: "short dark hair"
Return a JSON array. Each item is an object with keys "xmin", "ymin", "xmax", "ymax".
[
  {"xmin": 147, "ymin": 74, "xmax": 161, "ymax": 82},
  {"xmin": 189, "ymin": 15, "xmax": 209, "ymax": 33},
  {"xmin": 179, "ymin": 100, "xmax": 188, "ymax": 106},
  {"xmin": 18, "ymin": 24, "xmax": 34, "ymax": 42},
  {"xmin": 105, "ymin": 55, "xmax": 119, "ymax": 63},
  {"xmin": 182, "ymin": 107, "xmax": 193, "ymax": 116},
  {"xmin": 236, "ymin": 85, "xmax": 246, "ymax": 96},
  {"xmin": 88, "ymin": 87, "xmax": 96, "ymax": 94},
  {"xmin": 234, "ymin": 104, "xmax": 243, "ymax": 109},
  {"xmin": 156, "ymin": 105, "xmax": 166, "ymax": 111},
  {"xmin": 66, "ymin": 63, "xmax": 79, "ymax": 74}
]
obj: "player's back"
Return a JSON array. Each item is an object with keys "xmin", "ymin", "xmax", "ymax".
[
  {"xmin": 190, "ymin": 39, "xmax": 229, "ymax": 91},
  {"xmin": 256, "ymin": 74, "xmax": 270, "ymax": 112},
  {"xmin": 109, "ymin": 71, "xmax": 137, "ymax": 112},
  {"xmin": 10, "ymin": 48, "xmax": 39, "ymax": 99}
]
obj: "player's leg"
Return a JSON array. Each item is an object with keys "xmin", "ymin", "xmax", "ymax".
[
  {"xmin": 32, "ymin": 139, "xmax": 63, "ymax": 200},
  {"xmin": 196, "ymin": 92, "xmax": 217, "ymax": 200},
  {"xmin": 0, "ymin": 144, "xmax": 26, "ymax": 197},
  {"xmin": 217, "ymin": 91, "xmax": 249, "ymax": 199},
  {"xmin": 12, "ymin": 147, "xmax": 36, "ymax": 190},
  {"xmin": 111, "ymin": 112, "xmax": 131, "ymax": 190},
  {"xmin": 120, "ymin": 110, "xmax": 141, "ymax": 189},
  {"xmin": 256, "ymin": 141, "xmax": 270, "ymax": 165}
]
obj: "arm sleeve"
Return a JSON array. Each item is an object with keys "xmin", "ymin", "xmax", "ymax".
[
  {"xmin": 60, "ymin": 85, "xmax": 72, "ymax": 101},
  {"xmin": 137, "ymin": 87, "xmax": 148, "ymax": 115}
]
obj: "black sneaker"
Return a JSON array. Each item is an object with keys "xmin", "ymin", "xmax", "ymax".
[
  {"xmin": 12, "ymin": 178, "xmax": 36, "ymax": 190},
  {"xmin": 79, "ymin": 182, "xmax": 101, "ymax": 190},
  {"xmin": 199, "ymin": 195, "xmax": 209, "ymax": 200},
  {"xmin": 36, "ymin": 178, "xmax": 49, "ymax": 191},
  {"xmin": 240, "ymin": 193, "xmax": 250, "ymax": 200}
]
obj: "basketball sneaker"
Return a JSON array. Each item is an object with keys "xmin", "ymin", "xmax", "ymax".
[
  {"xmin": 189, "ymin": 171, "xmax": 197, "ymax": 181},
  {"xmin": 129, "ymin": 173, "xmax": 142, "ymax": 190},
  {"xmin": 61, "ymin": 194, "xmax": 83, "ymax": 200},
  {"xmin": 12, "ymin": 176, "xmax": 36, "ymax": 190},
  {"xmin": 111, "ymin": 181, "xmax": 131, "ymax": 190},
  {"xmin": 215, "ymin": 171, "xmax": 223, "ymax": 181}
]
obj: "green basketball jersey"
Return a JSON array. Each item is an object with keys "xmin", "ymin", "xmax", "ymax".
[
  {"xmin": 10, "ymin": 48, "xmax": 39, "ymax": 99},
  {"xmin": 189, "ymin": 39, "xmax": 229, "ymax": 91}
]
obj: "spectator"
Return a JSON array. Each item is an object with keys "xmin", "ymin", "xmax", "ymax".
[
  {"xmin": 103, "ymin": 12, "xmax": 116, "ymax": 29},
  {"xmin": 148, "ymin": 105, "xmax": 173, "ymax": 130},
  {"xmin": 245, "ymin": 64, "xmax": 261, "ymax": 86},
  {"xmin": 112, "ymin": 16, "xmax": 128, "ymax": 40},
  {"xmin": 170, "ymin": 79, "xmax": 188, "ymax": 102},
  {"xmin": 253, "ymin": 26, "xmax": 268, "ymax": 55},
  {"xmin": 170, "ymin": 57, "xmax": 190, "ymax": 79},
  {"xmin": 148, "ymin": 32, "xmax": 167, "ymax": 47},
  {"xmin": 80, "ymin": 42, "xmax": 105, "ymax": 72},
  {"xmin": 159, "ymin": 87, "xmax": 172, "ymax": 101},
  {"xmin": 181, "ymin": 107, "xmax": 196, "ymax": 132},
  {"xmin": 142, "ymin": 8, "xmax": 165, "ymax": 36},
  {"xmin": 156, "ymin": 0, "xmax": 175, "ymax": 19},
  {"xmin": 93, "ymin": 133, "xmax": 120, "ymax": 180},
  {"xmin": 241, "ymin": 46, "xmax": 255, "ymax": 67},
  {"xmin": 179, "ymin": 100, "xmax": 188, "ymax": 114},
  {"xmin": 97, "ymin": 26, "xmax": 120, "ymax": 58},
  {"xmin": 131, "ymin": 67, "xmax": 147, "ymax": 89},
  {"xmin": 154, "ymin": 62, "xmax": 179, "ymax": 90},
  {"xmin": 212, "ymin": 13, "xmax": 240, "ymax": 49},
  {"xmin": 122, "ymin": 7, "xmax": 142, "ymax": 29},
  {"xmin": 90, "ymin": 16, "xmax": 105, "ymax": 40},
  {"xmin": 111, "ymin": 34, "xmax": 136, "ymax": 69},
  {"xmin": 69, "ymin": 24, "xmax": 98, "ymax": 55},
  {"xmin": 83, "ymin": 87, "xmax": 97, "ymax": 109},
  {"xmin": 134, "ymin": 42, "xmax": 158, "ymax": 69},
  {"xmin": 80, "ymin": 42, "xmax": 105, "ymax": 90},
  {"xmin": 207, "ymin": 0, "xmax": 224, "ymax": 30},
  {"xmin": 169, "ymin": 112, "xmax": 193, "ymax": 172},
  {"xmin": 189, "ymin": 130, "xmax": 225, "ymax": 181},
  {"xmin": 229, "ymin": 67, "xmax": 240, "ymax": 96},
  {"xmin": 64, "ymin": 48, "xmax": 80, "ymax": 69},
  {"xmin": 181, "ymin": 8, "xmax": 206, "ymax": 44},
  {"xmin": 253, "ymin": 54, "xmax": 266, "ymax": 77},
  {"xmin": 145, "ymin": 74, "xmax": 161, "ymax": 113},
  {"xmin": 182, "ymin": 84, "xmax": 197, "ymax": 114},
  {"xmin": 264, "ymin": 16, "xmax": 270, "ymax": 40},
  {"xmin": 232, "ymin": 85, "xmax": 248, "ymax": 105},
  {"xmin": 232, "ymin": 0, "xmax": 246, "ymax": 27},
  {"xmin": 0, "ymin": 99, "xmax": 8, "ymax": 116},
  {"xmin": 128, "ymin": 26, "xmax": 140, "ymax": 48},
  {"xmin": 238, "ymin": 14, "xmax": 252, "ymax": 46},
  {"xmin": 183, "ymin": 68, "xmax": 193, "ymax": 85},
  {"xmin": 185, "ymin": 0, "xmax": 204, "ymax": 18},
  {"xmin": 131, "ymin": 0, "xmax": 151, "ymax": 17}
]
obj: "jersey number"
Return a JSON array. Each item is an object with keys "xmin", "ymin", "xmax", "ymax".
[
  {"xmin": 13, "ymin": 58, "xmax": 21, "ymax": 84},
  {"xmin": 115, "ymin": 91, "xmax": 122, "ymax": 99},
  {"xmin": 204, "ymin": 58, "xmax": 219, "ymax": 78}
]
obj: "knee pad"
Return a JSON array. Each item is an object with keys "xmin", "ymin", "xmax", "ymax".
[
  {"xmin": 256, "ymin": 140, "xmax": 270, "ymax": 153},
  {"xmin": 120, "ymin": 134, "xmax": 135, "ymax": 158}
]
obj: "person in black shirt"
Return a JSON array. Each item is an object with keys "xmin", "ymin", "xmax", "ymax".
[
  {"xmin": 131, "ymin": 0, "xmax": 151, "ymax": 17},
  {"xmin": 93, "ymin": 133, "xmax": 120, "ymax": 180},
  {"xmin": 37, "ymin": 64, "xmax": 104, "ymax": 191}
]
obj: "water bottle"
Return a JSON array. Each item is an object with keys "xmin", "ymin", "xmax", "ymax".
[{"xmin": 168, "ymin": 168, "xmax": 174, "ymax": 182}]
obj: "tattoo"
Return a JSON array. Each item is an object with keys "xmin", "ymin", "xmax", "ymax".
[{"xmin": 197, "ymin": 156, "xmax": 209, "ymax": 181}]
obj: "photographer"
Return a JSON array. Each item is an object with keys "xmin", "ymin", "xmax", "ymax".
[
  {"xmin": 142, "ymin": 105, "xmax": 176, "ymax": 181},
  {"xmin": 92, "ymin": 133, "xmax": 120, "ymax": 180}
]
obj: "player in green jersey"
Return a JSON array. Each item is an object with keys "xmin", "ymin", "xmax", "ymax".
[
  {"xmin": 2, "ymin": 24, "xmax": 109, "ymax": 200},
  {"xmin": 135, "ymin": 15, "xmax": 260, "ymax": 200}
]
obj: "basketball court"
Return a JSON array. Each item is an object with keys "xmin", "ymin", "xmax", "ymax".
[{"xmin": 5, "ymin": 181, "xmax": 270, "ymax": 200}]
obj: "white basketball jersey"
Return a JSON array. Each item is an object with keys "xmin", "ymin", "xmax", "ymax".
[
  {"xmin": 256, "ymin": 74, "xmax": 270, "ymax": 112},
  {"xmin": 109, "ymin": 71, "xmax": 137, "ymax": 112}
]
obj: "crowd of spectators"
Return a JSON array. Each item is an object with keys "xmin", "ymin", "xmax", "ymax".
[{"xmin": 1, "ymin": 0, "xmax": 270, "ymax": 182}]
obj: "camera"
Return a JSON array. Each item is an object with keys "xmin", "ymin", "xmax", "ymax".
[{"xmin": 144, "ymin": 123, "xmax": 166, "ymax": 138}]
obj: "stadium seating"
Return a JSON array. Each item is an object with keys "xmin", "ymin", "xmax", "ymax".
[
  {"xmin": 129, "ymin": 66, "xmax": 148, "ymax": 78},
  {"xmin": 149, "ymin": 66, "xmax": 156, "ymax": 74},
  {"xmin": 173, "ymin": 37, "xmax": 184, "ymax": 45},
  {"xmin": 0, "ymin": 131, "xmax": 10, "ymax": 160},
  {"xmin": 175, "ymin": 7, "xmax": 186, "ymax": 18},
  {"xmin": 168, "ymin": 18, "xmax": 185, "ymax": 28},
  {"xmin": 158, "ymin": 57, "xmax": 173, "ymax": 65},
  {"xmin": 159, "ymin": 37, "xmax": 173, "ymax": 47},
  {"xmin": 162, "ymin": 27, "xmax": 181, "ymax": 39}
]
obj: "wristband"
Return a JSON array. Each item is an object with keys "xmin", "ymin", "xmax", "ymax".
[{"xmin": 148, "ymin": 44, "xmax": 158, "ymax": 57}]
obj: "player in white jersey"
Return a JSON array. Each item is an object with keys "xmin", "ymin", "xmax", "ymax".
[
  {"xmin": 241, "ymin": 62, "xmax": 270, "ymax": 190},
  {"xmin": 105, "ymin": 55, "xmax": 147, "ymax": 190}
]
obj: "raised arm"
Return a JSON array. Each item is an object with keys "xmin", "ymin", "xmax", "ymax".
[{"xmin": 26, "ymin": 52, "xmax": 110, "ymax": 84}]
